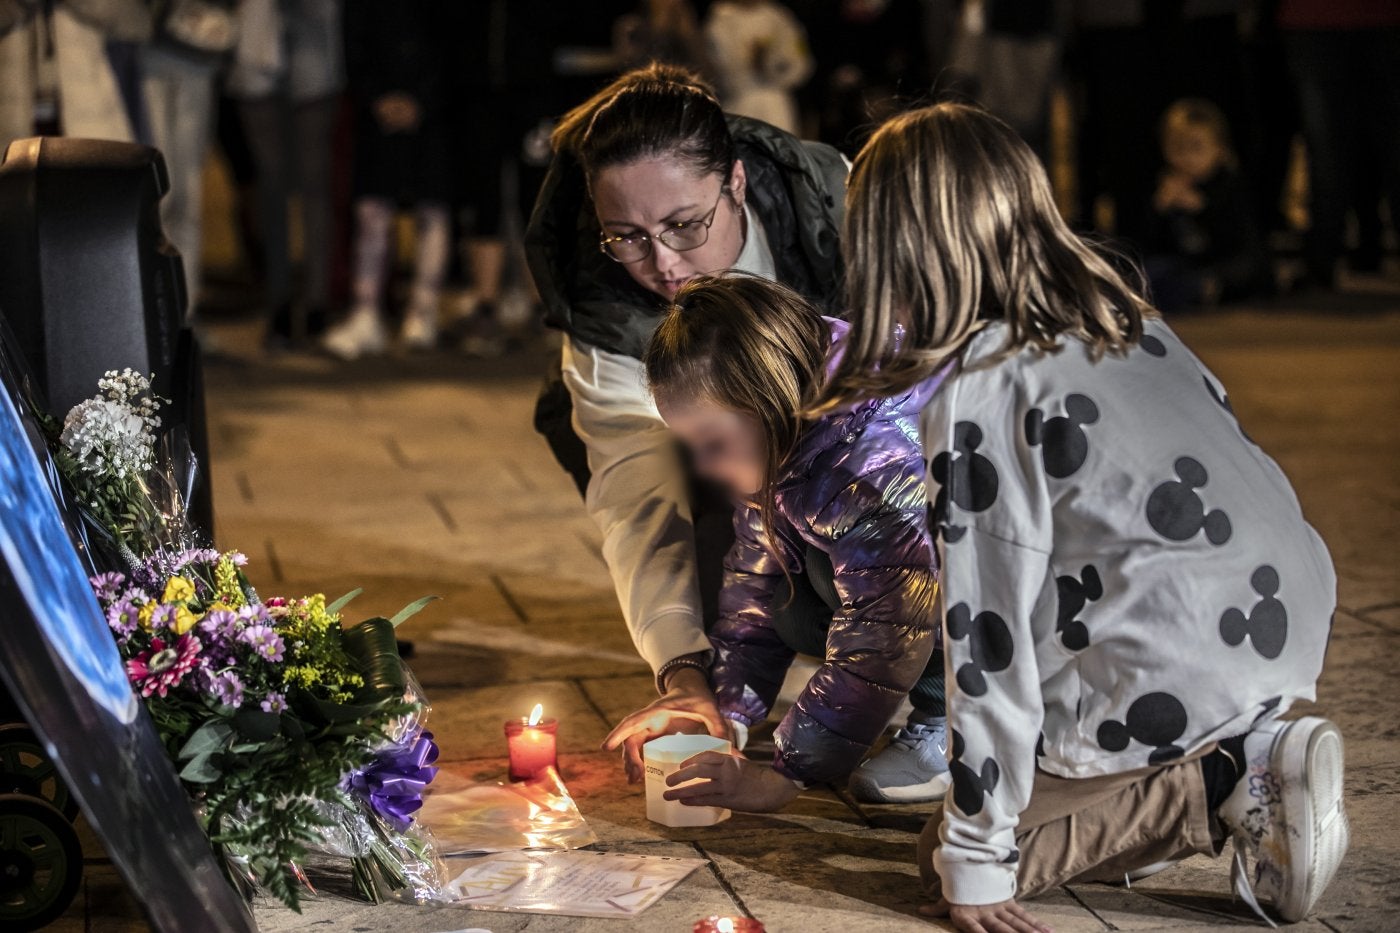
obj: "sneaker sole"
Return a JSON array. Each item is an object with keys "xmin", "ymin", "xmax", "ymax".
[
  {"xmin": 849, "ymin": 771, "xmax": 951, "ymax": 804},
  {"xmin": 1271, "ymin": 717, "xmax": 1349, "ymax": 922}
]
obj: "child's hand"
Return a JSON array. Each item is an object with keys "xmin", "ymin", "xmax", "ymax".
[
  {"xmin": 602, "ymin": 667, "xmax": 728, "ymax": 783},
  {"xmin": 662, "ymin": 750, "xmax": 802, "ymax": 813},
  {"xmin": 920, "ymin": 896, "xmax": 1052, "ymax": 933}
]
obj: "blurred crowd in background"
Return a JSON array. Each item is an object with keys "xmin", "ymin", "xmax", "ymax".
[{"xmin": 0, "ymin": 0, "xmax": 1397, "ymax": 359}]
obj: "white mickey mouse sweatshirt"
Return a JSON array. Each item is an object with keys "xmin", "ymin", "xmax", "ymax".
[{"xmin": 921, "ymin": 317, "xmax": 1335, "ymax": 906}]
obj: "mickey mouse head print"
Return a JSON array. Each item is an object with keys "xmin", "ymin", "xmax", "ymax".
[
  {"xmin": 1220, "ymin": 565, "xmax": 1288, "ymax": 659},
  {"xmin": 929, "ymin": 421, "xmax": 1000, "ymax": 543},
  {"xmin": 1097, "ymin": 692, "xmax": 1189, "ymax": 765},
  {"xmin": 1146, "ymin": 456, "xmax": 1232, "ymax": 546},
  {"xmin": 948, "ymin": 729, "xmax": 1000, "ymax": 817},
  {"xmin": 946, "ymin": 602, "xmax": 1014, "ymax": 696},
  {"xmin": 1026, "ymin": 394, "xmax": 1100, "ymax": 479}
]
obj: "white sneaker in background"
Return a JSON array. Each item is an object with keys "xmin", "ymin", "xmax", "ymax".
[
  {"xmin": 1219, "ymin": 715, "xmax": 1349, "ymax": 924},
  {"xmin": 322, "ymin": 306, "xmax": 388, "ymax": 361},
  {"xmin": 496, "ymin": 287, "xmax": 537, "ymax": 333},
  {"xmin": 400, "ymin": 302, "xmax": 440, "ymax": 352}
]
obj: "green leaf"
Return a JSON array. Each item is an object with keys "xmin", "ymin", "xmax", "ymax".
[
  {"xmin": 342, "ymin": 617, "xmax": 407, "ymax": 702},
  {"xmin": 326, "ymin": 588, "xmax": 364, "ymax": 614},
  {"xmin": 179, "ymin": 754, "xmax": 222, "ymax": 783},
  {"xmin": 232, "ymin": 708, "xmax": 283, "ymax": 742},
  {"xmin": 389, "ymin": 595, "xmax": 439, "ymax": 628},
  {"xmin": 178, "ymin": 719, "xmax": 234, "ymax": 761}
]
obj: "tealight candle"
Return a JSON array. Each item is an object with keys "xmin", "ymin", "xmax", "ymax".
[
  {"xmin": 504, "ymin": 703, "xmax": 558, "ymax": 782},
  {"xmin": 693, "ymin": 918, "xmax": 765, "ymax": 933}
]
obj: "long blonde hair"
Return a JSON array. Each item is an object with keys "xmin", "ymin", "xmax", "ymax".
[
  {"xmin": 815, "ymin": 102, "xmax": 1155, "ymax": 412},
  {"xmin": 644, "ymin": 274, "xmax": 828, "ymax": 557}
]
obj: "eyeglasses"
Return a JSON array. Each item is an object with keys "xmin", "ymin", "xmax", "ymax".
[{"xmin": 598, "ymin": 188, "xmax": 729, "ymax": 264}]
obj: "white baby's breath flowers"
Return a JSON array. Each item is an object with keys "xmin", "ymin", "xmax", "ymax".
[
  {"xmin": 97, "ymin": 368, "xmax": 161, "ymax": 431},
  {"xmin": 60, "ymin": 369, "xmax": 160, "ymax": 479}
]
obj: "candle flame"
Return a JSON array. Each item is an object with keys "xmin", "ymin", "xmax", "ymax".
[
  {"xmin": 527, "ymin": 703, "xmax": 544, "ymax": 726},
  {"xmin": 718, "ymin": 919, "xmax": 735, "ymax": 933}
]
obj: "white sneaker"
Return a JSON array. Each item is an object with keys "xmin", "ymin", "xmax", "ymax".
[
  {"xmin": 400, "ymin": 303, "xmax": 439, "ymax": 351},
  {"xmin": 1218, "ymin": 715, "xmax": 1349, "ymax": 925},
  {"xmin": 322, "ymin": 307, "xmax": 388, "ymax": 361}
]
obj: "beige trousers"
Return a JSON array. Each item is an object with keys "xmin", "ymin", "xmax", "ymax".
[{"xmin": 920, "ymin": 750, "xmax": 1219, "ymax": 901}]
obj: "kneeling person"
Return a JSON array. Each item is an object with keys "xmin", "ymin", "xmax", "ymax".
[{"xmin": 644, "ymin": 274, "xmax": 949, "ymax": 811}]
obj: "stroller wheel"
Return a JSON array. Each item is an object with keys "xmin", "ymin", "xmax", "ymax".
[
  {"xmin": 0, "ymin": 724, "xmax": 78, "ymax": 820},
  {"xmin": 0, "ymin": 793, "xmax": 83, "ymax": 931}
]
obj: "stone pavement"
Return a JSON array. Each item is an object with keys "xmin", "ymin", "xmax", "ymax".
[{"xmin": 55, "ymin": 297, "xmax": 1399, "ymax": 932}]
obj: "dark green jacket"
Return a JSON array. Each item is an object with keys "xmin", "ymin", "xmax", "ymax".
[{"xmin": 525, "ymin": 114, "xmax": 848, "ymax": 360}]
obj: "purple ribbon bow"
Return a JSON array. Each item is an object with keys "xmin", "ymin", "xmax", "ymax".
[{"xmin": 345, "ymin": 728, "xmax": 440, "ymax": 831}]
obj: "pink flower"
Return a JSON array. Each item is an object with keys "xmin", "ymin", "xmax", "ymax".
[
  {"xmin": 126, "ymin": 634, "xmax": 202, "ymax": 698},
  {"xmin": 90, "ymin": 572, "xmax": 126, "ymax": 601}
]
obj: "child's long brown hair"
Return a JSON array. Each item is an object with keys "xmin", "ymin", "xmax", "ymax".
[
  {"xmin": 813, "ymin": 102, "xmax": 1155, "ymax": 413},
  {"xmin": 644, "ymin": 274, "xmax": 829, "ymax": 558}
]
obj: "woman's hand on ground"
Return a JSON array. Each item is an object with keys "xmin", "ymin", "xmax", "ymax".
[
  {"xmin": 602, "ymin": 668, "xmax": 728, "ymax": 783},
  {"xmin": 919, "ymin": 897, "xmax": 1052, "ymax": 933},
  {"xmin": 662, "ymin": 750, "xmax": 801, "ymax": 813}
]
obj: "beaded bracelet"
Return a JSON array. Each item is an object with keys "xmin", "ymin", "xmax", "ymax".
[{"xmin": 656, "ymin": 653, "xmax": 710, "ymax": 694}]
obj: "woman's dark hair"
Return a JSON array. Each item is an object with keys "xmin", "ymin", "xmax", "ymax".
[{"xmin": 552, "ymin": 62, "xmax": 735, "ymax": 185}]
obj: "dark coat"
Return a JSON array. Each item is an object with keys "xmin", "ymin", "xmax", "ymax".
[{"xmin": 524, "ymin": 114, "xmax": 848, "ymax": 360}]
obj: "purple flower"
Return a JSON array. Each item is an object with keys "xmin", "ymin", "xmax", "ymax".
[
  {"xmin": 171, "ymin": 547, "xmax": 220, "ymax": 571},
  {"xmin": 198, "ymin": 609, "xmax": 240, "ymax": 643},
  {"xmin": 209, "ymin": 670, "xmax": 245, "ymax": 708},
  {"xmin": 106, "ymin": 598, "xmax": 141, "ymax": 637},
  {"xmin": 260, "ymin": 691, "xmax": 287, "ymax": 713},
  {"xmin": 148, "ymin": 603, "xmax": 179, "ymax": 631},
  {"xmin": 240, "ymin": 624, "xmax": 285, "ymax": 663},
  {"xmin": 237, "ymin": 603, "xmax": 271, "ymax": 626},
  {"xmin": 90, "ymin": 572, "xmax": 126, "ymax": 601}
]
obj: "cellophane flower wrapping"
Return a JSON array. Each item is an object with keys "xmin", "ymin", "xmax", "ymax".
[
  {"xmin": 46, "ymin": 371, "xmax": 446, "ymax": 909},
  {"xmin": 319, "ymin": 668, "xmax": 451, "ymax": 902}
]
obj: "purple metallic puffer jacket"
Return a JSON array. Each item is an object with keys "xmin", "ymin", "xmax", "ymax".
[{"xmin": 709, "ymin": 323, "xmax": 944, "ymax": 784}]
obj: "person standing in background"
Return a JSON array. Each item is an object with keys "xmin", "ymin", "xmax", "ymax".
[
  {"xmin": 795, "ymin": 0, "xmax": 929, "ymax": 155},
  {"xmin": 704, "ymin": 0, "xmax": 813, "ymax": 137},
  {"xmin": 614, "ymin": 0, "xmax": 709, "ymax": 76},
  {"xmin": 141, "ymin": 0, "xmax": 240, "ymax": 322},
  {"xmin": 0, "ymin": 0, "xmax": 150, "ymax": 151},
  {"xmin": 1277, "ymin": 0, "xmax": 1400, "ymax": 290},
  {"xmin": 444, "ymin": 0, "xmax": 558, "ymax": 356},
  {"xmin": 322, "ymin": 0, "xmax": 454, "ymax": 360},
  {"xmin": 947, "ymin": 0, "xmax": 1064, "ymax": 162},
  {"xmin": 227, "ymin": 0, "xmax": 344, "ymax": 348}
]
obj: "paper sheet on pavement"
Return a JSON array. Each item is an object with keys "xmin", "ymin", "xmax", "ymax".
[{"xmin": 443, "ymin": 849, "xmax": 706, "ymax": 918}]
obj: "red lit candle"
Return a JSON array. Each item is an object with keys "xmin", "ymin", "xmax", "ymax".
[
  {"xmin": 693, "ymin": 918, "xmax": 765, "ymax": 933},
  {"xmin": 505, "ymin": 703, "xmax": 558, "ymax": 782}
]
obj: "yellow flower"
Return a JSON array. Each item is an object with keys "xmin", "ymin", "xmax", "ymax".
[
  {"xmin": 169, "ymin": 606, "xmax": 199, "ymax": 635},
  {"xmin": 138, "ymin": 602, "xmax": 156, "ymax": 630},
  {"xmin": 162, "ymin": 576, "xmax": 195, "ymax": 604}
]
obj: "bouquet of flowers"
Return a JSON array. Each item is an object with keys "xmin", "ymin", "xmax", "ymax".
[{"xmin": 41, "ymin": 371, "xmax": 446, "ymax": 910}]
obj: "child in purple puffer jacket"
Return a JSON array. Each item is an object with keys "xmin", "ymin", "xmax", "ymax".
[{"xmin": 640, "ymin": 273, "xmax": 947, "ymax": 813}]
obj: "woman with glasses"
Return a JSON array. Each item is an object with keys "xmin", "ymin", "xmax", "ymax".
[{"xmin": 525, "ymin": 63, "xmax": 953, "ymax": 804}]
